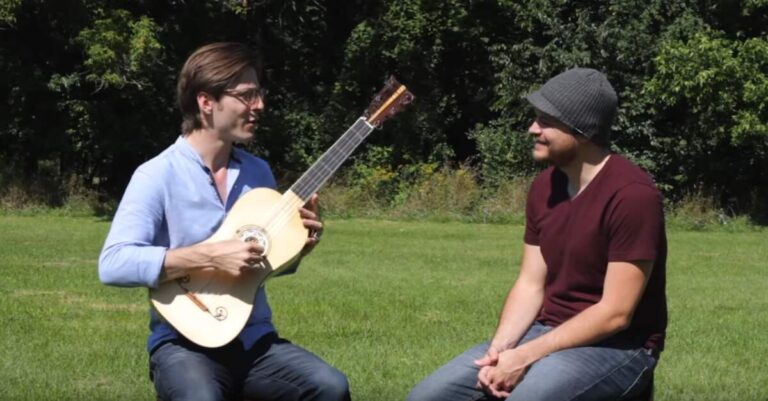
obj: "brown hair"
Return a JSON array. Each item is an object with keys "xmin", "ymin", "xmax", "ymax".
[{"xmin": 177, "ymin": 42, "xmax": 259, "ymax": 134}]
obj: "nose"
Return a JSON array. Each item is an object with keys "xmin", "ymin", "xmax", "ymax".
[
  {"xmin": 528, "ymin": 120, "xmax": 542, "ymax": 136},
  {"xmin": 251, "ymin": 96, "xmax": 264, "ymax": 112}
]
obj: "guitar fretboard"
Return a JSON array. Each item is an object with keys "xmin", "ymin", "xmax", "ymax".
[{"xmin": 289, "ymin": 117, "xmax": 374, "ymax": 201}]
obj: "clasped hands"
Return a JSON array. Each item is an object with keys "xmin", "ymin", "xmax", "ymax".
[{"xmin": 474, "ymin": 344, "xmax": 533, "ymax": 399}]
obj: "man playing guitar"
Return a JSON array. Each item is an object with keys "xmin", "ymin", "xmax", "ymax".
[{"xmin": 99, "ymin": 42, "xmax": 350, "ymax": 401}]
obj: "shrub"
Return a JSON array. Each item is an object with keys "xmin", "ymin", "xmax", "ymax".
[
  {"xmin": 666, "ymin": 189, "xmax": 758, "ymax": 231},
  {"xmin": 476, "ymin": 176, "xmax": 533, "ymax": 225},
  {"xmin": 0, "ymin": 166, "xmax": 104, "ymax": 217},
  {"xmin": 345, "ymin": 146, "xmax": 400, "ymax": 211},
  {"xmin": 392, "ymin": 165, "xmax": 481, "ymax": 221},
  {"xmin": 318, "ymin": 181, "xmax": 376, "ymax": 219},
  {"xmin": 469, "ymin": 119, "xmax": 539, "ymax": 188}
]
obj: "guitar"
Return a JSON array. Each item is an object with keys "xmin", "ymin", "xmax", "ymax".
[{"xmin": 150, "ymin": 76, "xmax": 414, "ymax": 347}]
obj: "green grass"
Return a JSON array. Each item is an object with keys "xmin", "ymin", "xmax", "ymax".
[{"xmin": 0, "ymin": 216, "xmax": 766, "ymax": 401}]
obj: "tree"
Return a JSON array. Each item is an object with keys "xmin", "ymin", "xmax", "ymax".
[{"xmin": 1, "ymin": 0, "xmax": 766, "ymax": 220}]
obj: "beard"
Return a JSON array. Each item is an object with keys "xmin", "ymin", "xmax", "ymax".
[{"xmin": 533, "ymin": 140, "xmax": 579, "ymax": 167}]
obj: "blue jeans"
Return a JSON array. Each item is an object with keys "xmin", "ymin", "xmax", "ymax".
[
  {"xmin": 150, "ymin": 333, "xmax": 350, "ymax": 401},
  {"xmin": 407, "ymin": 322, "xmax": 657, "ymax": 401}
]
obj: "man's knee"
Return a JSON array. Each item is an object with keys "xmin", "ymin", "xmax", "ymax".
[
  {"xmin": 406, "ymin": 378, "xmax": 445, "ymax": 401},
  {"xmin": 407, "ymin": 343, "xmax": 489, "ymax": 401},
  {"xmin": 407, "ymin": 369, "xmax": 476, "ymax": 401},
  {"xmin": 152, "ymin": 356, "xmax": 229, "ymax": 401},
  {"xmin": 308, "ymin": 366, "xmax": 350, "ymax": 401}
]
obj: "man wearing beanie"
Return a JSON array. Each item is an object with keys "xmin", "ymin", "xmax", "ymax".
[{"xmin": 408, "ymin": 68, "xmax": 667, "ymax": 401}]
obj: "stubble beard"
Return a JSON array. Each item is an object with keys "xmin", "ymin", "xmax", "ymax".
[{"xmin": 534, "ymin": 142, "xmax": 579, "ymax": 168}]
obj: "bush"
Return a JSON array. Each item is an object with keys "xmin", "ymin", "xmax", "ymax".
[
  {"xmin": 317, "ymin": 166, "xmax": 761, "ymax": 230},
  {"xmin": 666, "ymin": 190, "xmax": 759, "ymax": 231},
  {"xmin": 476, "ymin": 176, "xmax": 532, "ymax": 225},
  {"xmin": 345, "ymin": 146, "xmax": 401, "ymax": 211},
  {"xmin": 470, "ymin": 119, "xmax": 539, "ymax": 188},
  {"xmin": 0, "ymin": 166, "xmax": 105, "ymax": 217},
  {"xmin": 318, "ymin": 181, "xmax": 380, "ymax": 219},
  {"xmin": 393, "ymin": 165, "xmax": 481, "ymax": 221}
]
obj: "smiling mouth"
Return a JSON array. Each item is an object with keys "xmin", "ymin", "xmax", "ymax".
[{"xmin": 242, "ymin": 122, "xmax": 257, "ymax": 134}]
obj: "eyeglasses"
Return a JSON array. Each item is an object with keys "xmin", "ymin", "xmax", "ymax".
[{"xmin": 223, "ymin": 87, "xmax": 267, "ymax": 105}]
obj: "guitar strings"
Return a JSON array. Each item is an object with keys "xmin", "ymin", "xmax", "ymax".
[
  {"xmin": 291, "ymin": 118, "xmax": 373, "ymax": 200},
  {"xmin": 265, "ymin": 120, "xmax": 373, "ymax": 234},
  {"xmin": 262, "ymin": 119, "xmax": 374, "ymax": 236}
]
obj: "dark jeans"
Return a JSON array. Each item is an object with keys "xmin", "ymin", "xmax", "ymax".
[
  {"xmin": 407, "ymin": 322, "xmax": 657, "ymax": 401},
  {"xmin": 150, "ymin": 333, "xmax": 350, "ymax": 401}
]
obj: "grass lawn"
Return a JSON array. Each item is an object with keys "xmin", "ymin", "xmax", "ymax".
[{"xmin": 1, "ymin": 215, "xmax": 766, "ymax": 400}]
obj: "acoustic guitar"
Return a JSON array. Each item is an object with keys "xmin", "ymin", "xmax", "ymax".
[{"xmin": 150, "ymin": 76, "xmax": 414, "ymax": 347}]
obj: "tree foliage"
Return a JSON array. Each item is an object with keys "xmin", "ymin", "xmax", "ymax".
[
  {"xmin": 644, "ymin": 28, "xmax": 768, "ymax": 216},
  {"xmin": 1, "ymin": 0, "xmax": 766, "ymax": 219}
]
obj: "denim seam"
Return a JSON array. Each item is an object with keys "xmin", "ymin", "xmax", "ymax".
[
  {"xmin": 565, "ymin": 348, "xmax": 645, "ymax": 401},
  {"xmin": 618, "ymin": 365, "xmax": 649, "ymax": 399}
]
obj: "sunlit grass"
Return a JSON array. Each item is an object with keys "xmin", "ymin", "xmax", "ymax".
[{"xmin": 0, "ymin": 216, "xmax": 766, "ymax": 400}]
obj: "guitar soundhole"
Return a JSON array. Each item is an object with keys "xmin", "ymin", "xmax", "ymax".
[
  {"xmin": 213, "ymin": 307, "xmax": 228, "ymax": 321},
  {"xmin": 235, "ymin": 225, "xmax": 270, "ymax": 254}
]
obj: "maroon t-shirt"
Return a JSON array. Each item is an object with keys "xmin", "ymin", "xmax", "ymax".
[{"xmin": 524, "ymin": 155, "xmax": 667, "ymax": 352}]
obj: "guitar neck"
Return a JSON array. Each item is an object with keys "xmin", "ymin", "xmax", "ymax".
[{"xmin": 288, "ymin": 117, "xmax": 374, "ymax": 202}]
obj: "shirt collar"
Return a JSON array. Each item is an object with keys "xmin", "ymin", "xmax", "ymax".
[
  {"xmin": 174, "ymin": 135, "xmax": 207, "ymax": 169},
  {"xmin": 174, "ymin": 135, "xmax": 242, "ymax": 169}
]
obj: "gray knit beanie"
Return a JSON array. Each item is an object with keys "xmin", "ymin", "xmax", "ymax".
[{"xmin": 526, "ymin": 67, "xmax": 618, "ymax": 142}]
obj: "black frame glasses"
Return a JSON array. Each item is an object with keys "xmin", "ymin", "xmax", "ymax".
[{"xmin": 223, "ymin": 87, "xmax": 267, "ymax": 105}]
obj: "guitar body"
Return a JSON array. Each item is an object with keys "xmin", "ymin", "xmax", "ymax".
[{"xmin": 150, "ymin": 188, "xmax": 307, "ymax": 348}]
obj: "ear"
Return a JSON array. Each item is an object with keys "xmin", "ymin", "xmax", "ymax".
[{"xmin": 196, "ymin": 92, "xmax": 215, "ymax": 115}]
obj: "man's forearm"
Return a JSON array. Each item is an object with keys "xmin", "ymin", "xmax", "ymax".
[
  {"xmin": 512, "ymin": 259, "xmax": 651, "ymax": 365},
  {"xmin": 513, "ymin": 301, "xmax": 630, "ymax": 364},
  {"xmin": 161, "ymin": 243, "xmax": 214, "ymax": 282},
  {"xmin": 491, "ymin": 283, "xmax": 544, "ymax": 350},
  {"xmin": 491, "ymin": 243, "xmax": 548, "ymax": 350}
]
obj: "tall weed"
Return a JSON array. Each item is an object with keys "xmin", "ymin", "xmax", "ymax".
[
  {"xmin": 392, "ymin": 165, "xmax": 481, "ymax": 220},
  {"xmin": 0, "ymin": 173, "xmax": 104, "ymax": 217},
  {"xmin": 667, "ymin": 190, "xmax": 758, "ymax": 231},
  {"xmin": 3, "ymin": 162, "xmax": 761, "ymax": 230},
  {"xmin": 476, "ymin": 176, "xmax": 532, "ymax": 224}
]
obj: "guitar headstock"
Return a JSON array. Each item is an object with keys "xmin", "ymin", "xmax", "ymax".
[{"xmin": 364, "ymin": 76, "xmax": 415, "ymax": 127}]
